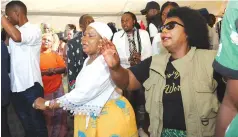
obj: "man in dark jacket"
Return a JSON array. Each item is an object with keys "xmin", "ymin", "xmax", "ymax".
[
  {"xmin": 1, "ymin": 29, "xmax": 12, "ymax": 137},
  {"xmin": 141, "ymin": 1, "xmax": 162, "ymax": 41}
]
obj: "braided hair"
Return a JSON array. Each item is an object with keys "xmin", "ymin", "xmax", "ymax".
[{"xmin": 122, "ymin": 11, "xmax": 142, "ymax": 53}]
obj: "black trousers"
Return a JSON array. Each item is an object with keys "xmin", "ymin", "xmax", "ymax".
[
  {"xmin": 123, "ymin": 87, "xmax": 147, "ymax": 129},
  {"xmin": 11, "ymin": 82, "xmax": 48, "ymax": 137},
  {"xmin": 1, "ymin": 105, "xmax": 12, "ymax": 137}
]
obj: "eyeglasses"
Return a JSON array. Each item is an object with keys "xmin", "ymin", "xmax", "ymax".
[{"xmin": 160, "ymin": 21, "xmax": 184, "ymax": 31}]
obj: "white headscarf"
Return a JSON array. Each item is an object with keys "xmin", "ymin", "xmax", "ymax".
[
  {"xmin": 57, "ymin": 22, "xmax": 119, "ymax": 129},
  {"xmin": 89, "ymin": 22, "xmax": 113, "ymax": 40}
]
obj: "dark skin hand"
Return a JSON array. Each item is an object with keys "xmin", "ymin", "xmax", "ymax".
[
  {"xmin": 129, "ymin": 52, "xmax": 141, "ymax": 66},
  {"xmin": 41, "ymin": 67, "xmax": 66, "ymax": 76}
]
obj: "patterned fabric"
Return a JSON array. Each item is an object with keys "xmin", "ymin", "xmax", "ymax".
[
  {"xmin": 74, "ymin": 96, "xmax": 138, "ymax": 137},
  {"xmin": 67, "ymin": 32, "xmax": 87, "ymax": 91},
  {"xmin": 161, "ymin": 128, "xmax": 186, "ymax": 137},
  {"xmin": 43, "ymin": 85, "xmax": 68, "ymax": 137},
  {"xmin": 127, "ymin": 33, "xmax": 137, "ymax": 59}
]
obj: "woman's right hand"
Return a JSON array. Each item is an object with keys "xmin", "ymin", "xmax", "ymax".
[{"xmin": 100, "ymin": 38, "xmax": 120, "ymax": 70}]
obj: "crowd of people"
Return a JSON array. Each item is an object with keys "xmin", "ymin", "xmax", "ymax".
[{"xmin": 1, "ymin": 0, "xmax": 238, "ymax": 137}]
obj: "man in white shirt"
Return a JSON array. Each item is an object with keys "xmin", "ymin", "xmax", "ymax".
[
  {"xmin": 113, "ymin": 11, "xmax": 151, "ymax": 137},
  {"xmin": 113, "ymin": 12, "xmax": 152, "ymax": 68},
  {"xmin": 1, "ymin": 1, "xmax": 48, "ymax": 137}
]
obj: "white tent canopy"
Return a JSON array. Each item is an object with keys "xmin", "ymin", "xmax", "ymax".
[{"xmin": 1, "ymin": 0, "xmax": 227, "ymax": 31}]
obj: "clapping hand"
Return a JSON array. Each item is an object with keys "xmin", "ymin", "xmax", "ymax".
[
  {"xmin": 100, "ymin": 38, "xmax": 120, "ymax": 70},
  {"xmin": 33, "ymin": 97, "xmax": 47, "ymax": 110}
]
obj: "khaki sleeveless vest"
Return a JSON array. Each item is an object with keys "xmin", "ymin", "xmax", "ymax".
[{"xmin": 143, "ymin": 47, "xmax": 220, "ymax": 137}]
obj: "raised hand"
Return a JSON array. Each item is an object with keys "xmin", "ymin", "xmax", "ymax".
[
  {"xmin": 100, "ymin": 38, "xmax": 120, "ymax": 70},
  {"xmin": 33, "ymin": 97, "xmax": 47, "ymax": 110}
]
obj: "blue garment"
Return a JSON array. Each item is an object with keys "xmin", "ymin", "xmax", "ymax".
[{"xmin": 1, "ymin": 41, "xmax": 11, "ymax": 106}]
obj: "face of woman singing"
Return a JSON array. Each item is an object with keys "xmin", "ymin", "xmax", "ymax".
[
  {"xmin": 160, "ymin": 17, "xmax": 188, "ymax": 52},
  {"xmin": 81, "ymin": 26, "xmax": 102, "ymax": 56}
]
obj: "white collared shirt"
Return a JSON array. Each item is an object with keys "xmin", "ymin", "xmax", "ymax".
[
  {"xmin": 9, "ymin": 22, "xmax": 43, "ymax": 92},
  {"xmin": 113, "ymin": 29, "xmax": 152, "ymax": 68},
  {"xmin": 149, "ymin": 23, "xmax": 158, "ymax": 38},
  {"xmin": 152, "ymin": 33, "xmax": 161, "ymax": 55}
]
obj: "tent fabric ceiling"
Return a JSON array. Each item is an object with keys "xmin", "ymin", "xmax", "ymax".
[{"xmin": 1, "ymin": 0, "xmax": 227, "ymax": 30}]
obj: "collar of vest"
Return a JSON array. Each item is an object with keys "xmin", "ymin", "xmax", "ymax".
[{"xmin": 150, "ymin": 47, "xmax": 197, "ymax": 78}]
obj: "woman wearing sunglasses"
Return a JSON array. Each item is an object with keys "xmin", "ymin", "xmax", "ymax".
[{"xmin": 101, "ymin": 7, "xmax": 225, "ymax": 137}]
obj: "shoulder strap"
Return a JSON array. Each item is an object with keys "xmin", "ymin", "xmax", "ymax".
[{"xmin": 136, "ymin": 29, "xmax": 142, "ymax": 53}]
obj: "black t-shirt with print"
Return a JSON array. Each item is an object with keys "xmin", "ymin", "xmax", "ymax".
[
  {"xmin": 129, "ymin": 56, "xmax": 186, "ymax": 130},
  {"xmin": 162, "ymin": 57, "xmax": 186, "ymax": 130}
]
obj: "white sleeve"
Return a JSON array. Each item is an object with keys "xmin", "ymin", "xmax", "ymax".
[
  {"xmin": 141, "ymin": 31, "xmax": 152, "ymax": 60},
  {"xmin": 149, "ymin": 23, "xmax": 158, "ymax": 38},
  {"xmin": 152, "ymin": 33, "xmax": 161, "ymax": 55},
  {"xmin": 20, "ymin": 27, "xmax": 42, "ymax": 45},
  {"xmin": 57, "ymin": 56, "xmax": 112, "ymax": 105}
]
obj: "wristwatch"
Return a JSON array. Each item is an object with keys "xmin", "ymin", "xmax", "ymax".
[{"xmin": 45, "ymin": 100, "xmax": 50, "ymax": 107}]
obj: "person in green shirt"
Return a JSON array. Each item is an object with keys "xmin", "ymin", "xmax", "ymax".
[{"xmin": 213, "ymin": 1, "xmax": 238, "ymax": 137}]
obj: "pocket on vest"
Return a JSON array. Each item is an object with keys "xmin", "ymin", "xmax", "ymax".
[
  {"xmin": 193, "ymin": 81, "xmax": 219, "ymax": 136},
  {"xmin": 143, "ymin": 72, "xmax": 161, "ymax": 114}
]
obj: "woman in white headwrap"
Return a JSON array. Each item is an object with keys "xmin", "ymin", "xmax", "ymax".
[{"xmin": 33, "ymin": 22, "xmax": 138, "ymax": 137}]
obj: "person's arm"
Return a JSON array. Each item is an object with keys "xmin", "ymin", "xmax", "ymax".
[
  {"xmin": 41, "ymin": 70, "xmax": 50, "ymax": 76},
  {"xmin": 1, "ymin": 16, "xmax": 21, "ymax": 42},
  {"xmin": 215, "ymin": 79, "xmax": 238, "ymax": 137},
  {"xmin": 52, "ymin": 67, "xmax": 66, "ymax": 74},
  {"xmin": 109, "ymin": 65, "xmax": 141, "ymax": 91},
  {"xmin": 101, "ymin": 38, "xmax": 150, "ymax": 91},
  {"xmin": 41, "ymin": 67, "xmax": 65, "ymax": 76},
  {"xmin": 33, "ymin": 97, "xmax": 61, "ymax": 110},
  {"xmin": 141, "ymin": 31, "xmax": 152, "ymax": 60}
]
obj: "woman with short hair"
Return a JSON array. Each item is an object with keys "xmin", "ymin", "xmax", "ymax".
[{"xmin": 40, "ymin": 33, "xmax": 67, "ymax": 137}]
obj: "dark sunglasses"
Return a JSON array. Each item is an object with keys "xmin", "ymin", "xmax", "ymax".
[{"xmin": 160, "ymin": 21, "xmax": 184, "ymax": 31}]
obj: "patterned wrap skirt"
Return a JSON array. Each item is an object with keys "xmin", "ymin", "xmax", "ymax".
[{"xmin": 74, "ymin": 95, "xmax": 138, "ymax": 137}]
